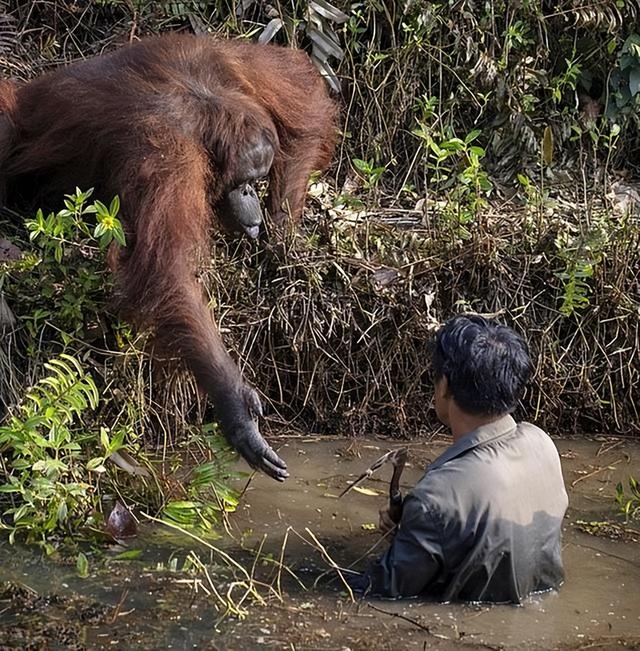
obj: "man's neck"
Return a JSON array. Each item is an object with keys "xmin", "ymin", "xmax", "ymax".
[{"xmin": 449, "ymin": 405, "xmax": 507, "ymax": 443}]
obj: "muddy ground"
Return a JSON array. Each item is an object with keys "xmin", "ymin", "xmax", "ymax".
[{"xmin": 0, "ymin": 435, "xmax": 639, "ymax": 651}]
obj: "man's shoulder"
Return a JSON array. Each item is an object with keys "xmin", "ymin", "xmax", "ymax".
[
  {"xmin": 411, "ymin": 419, "xmax": 559, "ymax": 497},
  {"xmin": 515, "ymin": 420, "xmax": 560, "ymax": 452},
  {"xmin": 516, "ymin": 420, "xmax": 550, "ymax": 437}
]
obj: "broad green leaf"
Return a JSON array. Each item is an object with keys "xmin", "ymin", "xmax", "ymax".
[{"xmin": 76, "ymin": 552, "xmax": 89, "ymax": 578}]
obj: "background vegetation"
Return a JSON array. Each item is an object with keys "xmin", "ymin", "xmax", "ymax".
[{"xmin": 0, "ymin": 0, "xmax": 638, "ymax": 543}]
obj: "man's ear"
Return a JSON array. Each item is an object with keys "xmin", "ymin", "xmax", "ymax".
[{"xmin": 436, "ymin": 375, "xmax": 450, "ymax": 399}]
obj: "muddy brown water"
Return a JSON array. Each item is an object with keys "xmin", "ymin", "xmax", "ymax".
[{"xmin": 0, "ymin": 436, "xmax": 639, "ymax": 650}]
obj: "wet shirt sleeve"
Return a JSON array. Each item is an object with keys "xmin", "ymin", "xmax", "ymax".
[{"xmin": 366, "ymin": 493, "xmax": 444, "ymax": 598}]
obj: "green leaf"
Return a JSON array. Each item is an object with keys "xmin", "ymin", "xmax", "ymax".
[
  {"xmin": 87, "ymin": 457, "xmax": 106, "ymax": 472},
  {"xmin": 57, "ymin": 500, "xmax": 68, "ymax": 523},
  {"xmin": 114, "ymin": 229, "xmax": 126, "ymax": 247},
  {"xmin": 76, "ymin": 552, "xmax": 89, "ymax": 578},
  {"xmin": 109, "ymin": 195, "xmax": 120, "ymax": 216},
  {"xmin": 94, "ymin": 200, "xmax": 109, "ymax": 218},
  {"xmin": 111, "ymin": 549, "xmax": 143, "ymax": 561},
  {"xmin": 166, "ymin": 500, "xmax": 198, "ymax": 509},
  {"xmin": 100, "ymin": 427, "xmax": 110, "ymax": 451},
  {"xmin": 428, "ymin": 141, "xmax": 444, "ymax": 157},
  {"xmin": 464, "ymin": 129, "xmax": 481, "ymax": 144}
]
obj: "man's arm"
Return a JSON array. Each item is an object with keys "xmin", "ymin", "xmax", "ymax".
[{"xmin": 365, "ymin": 494, "xmax": 444, "ymax": 598}]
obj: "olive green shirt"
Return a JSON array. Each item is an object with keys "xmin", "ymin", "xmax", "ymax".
[{"xmin": 367, "ymin": 416, "xmax": 568, "ymax": 603}]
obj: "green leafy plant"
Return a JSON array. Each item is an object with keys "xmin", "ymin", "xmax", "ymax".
[
  {"xmin": 0, "ymin": 355, "xmax": 101, "ymax": 549},
  {"xmin": 555, "ymin": 258, "xmax": 594, "ymax": 317},
  {"xmin": 413, "ymin": 123, "xmax": 493, "ymax": 234},
  {"xmin": 550, "ymin": 56, "xmax": 583, "ymax": 104},
  {"xmin": 163, "ymin": 425, "xmax": 243, "ymax": 535},
  {"xmin": 500, "ymin": 19, "xmax": 534, "ymax": 71},
  {"xmin": 14, "ymin": 188, "xmax": 125, "ymax": 340},
  {"xmin": 615, "ymin": 476, "xmax": 640, "ymax": 522},
  {"xmin": 554, "ymin": 216, "xmax": 610, "ymax": 317},
  {"xmin": 352, "ymin": 157, "xmax": 387, "ymax": 191},
  {"xmin": 26, "ymin": 188, "xmax": 125, "ymax": 261}
]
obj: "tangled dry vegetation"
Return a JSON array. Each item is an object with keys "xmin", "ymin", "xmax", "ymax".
[{"xmin": 203, "ymin": 178, "xmax": 640, "ymax": 439}]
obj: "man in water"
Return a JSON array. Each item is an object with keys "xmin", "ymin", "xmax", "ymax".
[{"xmin": 351, "ymin": 314, "xmax": 568, "ymax": 603}]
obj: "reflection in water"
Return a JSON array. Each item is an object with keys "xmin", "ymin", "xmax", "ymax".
[{"xmin": 0, "ymin": 437, "xmax": 639, "ymax": 650}]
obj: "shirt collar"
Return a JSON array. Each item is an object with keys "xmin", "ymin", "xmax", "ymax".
[{"xmin": 428, "ymin": 414, "xmax": 518, "ymax": 471}]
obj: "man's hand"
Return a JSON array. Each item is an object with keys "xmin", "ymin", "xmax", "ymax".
[{"xmin": 378, "ymin": 507, "xmax": 398, "ymax": 536}]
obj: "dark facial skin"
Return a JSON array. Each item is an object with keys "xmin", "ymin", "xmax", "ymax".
[
  {"xmin": 218, "ymin": 183, "xmax": 263, "ymax": 239},
  {"xmin": 218, "ymin": 131, "xmax": 275, "ymax": 238}
]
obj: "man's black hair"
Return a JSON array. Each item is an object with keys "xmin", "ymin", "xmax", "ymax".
[{"xmin": 432, "ymin": 314, "xmax": 533, "ymax": 416}]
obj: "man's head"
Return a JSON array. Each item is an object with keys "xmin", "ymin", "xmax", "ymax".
[{"xmin": 432, "ymin": 314, "xmax": 532, "ymax": 425}]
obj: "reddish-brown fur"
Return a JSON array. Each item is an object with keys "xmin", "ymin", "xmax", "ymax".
[{"xmin": 0, "ymin": 34, "xmax": 338, "ymax": 480}]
